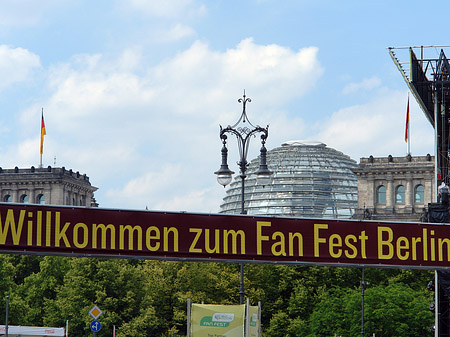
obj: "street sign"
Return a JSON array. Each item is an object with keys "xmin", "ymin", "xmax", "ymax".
[
  {"xmin": 90, "ymin": 320, "xmax": 101, "ymax": 332},
  {"xmin": 89, "ymin": 305, "xmax": 102, "ymax": 319}
]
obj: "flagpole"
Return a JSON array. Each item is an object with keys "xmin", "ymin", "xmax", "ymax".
[
  {"xmin": 405, "ymin": 93, "xmax": 411, "ymax": 155},
  {"xmin": 40, "ymin": 108, "xmax": 43, "ymax": 168},
  {"xmin": 408, "ymin": 93, "xmax": 411, "ymax": 155},
  {"xmin": 39, "ymin": 108, "xmax": 46, "ymax": 168}
]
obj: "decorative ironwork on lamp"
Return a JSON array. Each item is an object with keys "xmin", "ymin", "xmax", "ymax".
[
  {"xmin": 214, "ymin": 91, "xmax": 272, "ymax": 305},
  {"xmin": 214, "ymin": 136, "xmax": 235, "ymax": 187}
]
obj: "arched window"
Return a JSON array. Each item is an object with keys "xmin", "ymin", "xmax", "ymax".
[
  {"xmin": 20, "ymin": 194, "xmax": 29, "ymax": 203},
  {"xmin": 396, "ymin": 185, "xmax": 405, "ymax": 204},
  {"xmin": 415, "ymin": 184, "xmax": 425, "ymax": 203},
  {"xmin": 3, "ymin": 195, "xmax": 11, "ymax": 202},
  {"xmin": 37, "ymin": 194, "xmax": 45, "ymax": 204},
  {"xmin": 376, "ymin": 185, "xmax": 386, "ymax": 204}
]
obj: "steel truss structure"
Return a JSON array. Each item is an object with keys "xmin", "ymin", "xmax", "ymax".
[
  {"xmin": 389, "ymin": 45, "xmax": 450, "ymax": 337},
  {"xmin": 389, "ymin": 45, "xmax": 450, "ymax": 185}
]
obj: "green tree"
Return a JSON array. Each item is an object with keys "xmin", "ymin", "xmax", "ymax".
[
  {"xmin": 13, "ymin": 256, "xmax": 70, "ymax": 326},
  {"xmin": 307, "ymin": 283, "xmax": 433, "ymax": 337}
]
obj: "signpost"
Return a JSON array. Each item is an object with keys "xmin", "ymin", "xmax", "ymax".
[
  {"xmin": 89, "ymin": 305, "xmax": 102, "ymax": 336},
  {"xmin": 89, "ymin": 305, "xmax": 102, "ymax": 320},
  {"xmin": 90, "ymin": 320, "xmax": 101, "ymax": 333}
]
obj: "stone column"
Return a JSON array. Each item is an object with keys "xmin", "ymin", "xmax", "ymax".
[
  {"xmin": 29, "ymin": 186, "xmax": 35, "ymax": 204},
  {"xmin": 44, "ymin": 184, "xmax": 51, "ymax": 205},
  {"xmin": 366, "ymin": 176, "xmax": 375, "ymax": 208},
  {"xmin": 12, "ymin": 184, "xmax": 18, "ymax": 203},
  {"xmin": 405, "ymin": 174, "xmax": 413, "ymax": 205},
  {"xmin": 386, "ymin": 174, "xmax": 394, "ymax": 207},
  {"xmin": 405, "ymin": 174, "xmax": 413, "ymax": 213}
]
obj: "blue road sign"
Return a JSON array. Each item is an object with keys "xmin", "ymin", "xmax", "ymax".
[{"xmin": 90, "ymin": 320, "xmax": 101, "ymax": 332}]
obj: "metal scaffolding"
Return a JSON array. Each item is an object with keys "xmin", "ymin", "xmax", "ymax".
[{"xmin": 389, "ymin": 45, "xmax": 450, "ymax": 337}]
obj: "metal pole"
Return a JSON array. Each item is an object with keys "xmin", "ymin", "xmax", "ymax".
[
  {"xmin": 434, "ymin": 83, "xmax": 439, "ymax": 337},
  {"xmin": 187, "ymin": 298, "xmax": 191, "ymax": 337},
  {"xmin": 240, "ymin": 172, "xmax": 246, "ymax": 305},
  {"xmin": 361, "ymin": 268, "xmax": 366, "ymax": 337},
  {"xmin": 216, "ymin": 92, "xmax": 270, "ymax": 307},
  {"xmin": 258, "ymin": 301, "xmax": 262, "ymax": 337},
  {"xmin": 239, "ymin": 263, "xmax": 245, "ymax": 304},
  {"xmin": 245, "ymin": 298, "xmax": 250, "ymax": 337},
  {"xmin": 435, "ymin": 84, "xmax": 440, "ymax": 200},
  {"xmin": 240, "ymin": 174, "xmax": 246, "ymax": 215},
  {"xmin": 5, "ymin": 296, "xmax": 8, "ymax": 337},
  {"xmin": 436, "ymin": 271, "xmax": 439, "ymax": 337}
]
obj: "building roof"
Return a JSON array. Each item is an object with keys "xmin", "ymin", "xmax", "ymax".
[{"xmin": 219, "ymin": 141, "xmax": 358, "ymax": 218}]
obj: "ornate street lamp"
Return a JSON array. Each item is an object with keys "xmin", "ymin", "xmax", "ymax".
[{"xmin": 215, "ymin": 91, "xmax": 272, "ymax": 304}]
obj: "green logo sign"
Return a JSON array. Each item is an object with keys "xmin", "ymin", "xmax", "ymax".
[
  {"xmin": 250, "ymin": 313, "xmax": 257, "ymax": 327},
  {"xmin": 200, "ymin": 313, "xmax": 235, "ymax": 327}
]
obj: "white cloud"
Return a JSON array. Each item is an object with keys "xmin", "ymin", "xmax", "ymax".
[
  {"xmin": 0, "ymin": 0, "xmax": 60, "ymax": 27},
  {"xmin": 9, "ymin": 38, "xmax": 323, "ymax": 212},
  {"xmin": 151, "ymin": 38, "xmax": 323, "ymax": 115},
  {"xmin": 157, "ymin": 23, "xmax": 196, "ymax": 42},
  {"xmin": 124, "ymin": 0, "xmax": 206, "ymax": 18},
  {"xmin": 0, "ymin": 45, "xmax": 40, "ymax": 90},
  {"xmin": 105, "ymin": 165, "xmax": 222, "ymax": 212},
  {"xmin": 313, "ymin": 90, "xmax": 435, "ymax": 161},
  {"xmin": 342, "ymin": 76, "xmax": 382, "ymax": 95}
]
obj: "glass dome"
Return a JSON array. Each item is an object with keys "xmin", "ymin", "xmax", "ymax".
[{"xmin": 219, "ymin": 141, "xmax": 358, "ymax": 219}]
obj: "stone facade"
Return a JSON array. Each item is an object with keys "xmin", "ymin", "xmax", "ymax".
[
  {"xmin": 0, "ymin": 166, "xmax": 98, "ymax": 207},
  {"xmin": 353, "ymin": 154, "xmax": 434, "ymax": 222}
]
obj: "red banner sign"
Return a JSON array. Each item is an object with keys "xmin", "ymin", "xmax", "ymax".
[{"xmin": 0, "ymin": 203, "xmax": 449, "ymax": 269}]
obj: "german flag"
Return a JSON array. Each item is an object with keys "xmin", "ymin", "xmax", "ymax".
[{"xmin": 40, "ymin": 109, "xmax": 46, "ymax": 155}]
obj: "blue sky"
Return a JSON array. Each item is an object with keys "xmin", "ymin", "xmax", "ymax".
[{"xmin": 0, "ymin": 0, "xmax": 446, "ymax": 212}]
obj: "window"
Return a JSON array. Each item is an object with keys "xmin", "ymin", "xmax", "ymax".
[
  {"xmin": 3, "ymin": 195, "xmax": 11, "ymax": 202},
  {"xmin": 376, "ymin": 185, "xmax": 386, "ymax": 204},
  {"xmin": 20, "ymin": 194, "xmax": 29, "ymax": 203},
  {"xmin": 396, "ymin": 185, "xmax": 405, "ymax": 204},
  {"xmin": 37, "ymin": 194, "xmax": 45, "ymax": 204},
  {"xmin": 415, "ymin": 184, "xmax": 425, "ymax": 203}
]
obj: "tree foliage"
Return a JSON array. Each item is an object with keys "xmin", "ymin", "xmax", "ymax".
[{"xmin": 0, "ymin": 254, "xmax": 435, "ymax": 336}]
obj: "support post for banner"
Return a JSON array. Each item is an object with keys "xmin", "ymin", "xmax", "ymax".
[
  {"xmin": 240, "ymin": 263, "xmax": 245, "ymax": 304},
  {"xmin": 245, "ymin": 298, "xmax": 250, "ymax": 337},
  {"xmin": 258, "ymin": 301, "xmax": 261, "ymax": 337},
  {"xmin": 434, "ymin": 79, "xmax": 441, "ymax": 337},
  {"xmin": 436, "ymin": 271, "xmax": 439, "ymax": 337},
  {"xmin": 5, "ymin": 296, "xmax": 9, "ymax": 337},
  {"xmin": 187, "ymin": 298, "xmax": 191, "ymax": 337},
  {"xmin": 361, "ymin": 268, "xmax": 368, "ymax": 337}
]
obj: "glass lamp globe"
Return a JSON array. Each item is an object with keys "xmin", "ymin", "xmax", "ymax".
[
  {"xmin": 256, "ymin": 172, "xmax": 272, "ymax": 186},
  {"xmin": 217, "ymin": 172, "xmax": 233, "ymax": 187}
]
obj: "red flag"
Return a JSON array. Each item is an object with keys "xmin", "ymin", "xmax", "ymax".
[
  {"xmin": 404, "ymin": 96, "xmax": 409, "ymax": 143},
  {"xmin": 40, "ymin": 110, "xmax": 46, "ymax": 155}
]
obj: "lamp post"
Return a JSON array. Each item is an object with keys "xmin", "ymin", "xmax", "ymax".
[
  {"xmin": 215, "ymin": 91, "xmax": 272, "ymax": 304},
  {"xmin": 5, "ymin": 295, "xmax": 9, "ymax": 337},
  {"xmin": 361, "ymin": 268, "xmax": 368, "ymax": 337}
]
